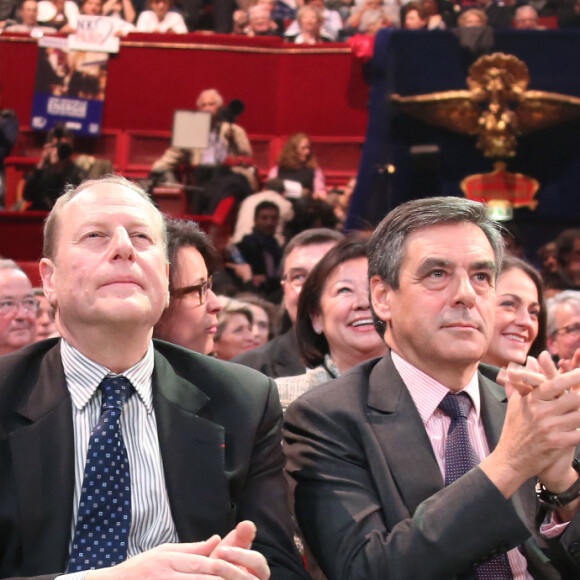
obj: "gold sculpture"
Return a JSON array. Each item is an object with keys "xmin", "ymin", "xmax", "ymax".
[{"xmin": 392, "ymin": 53, "xmax": 580, "ymax": 158}]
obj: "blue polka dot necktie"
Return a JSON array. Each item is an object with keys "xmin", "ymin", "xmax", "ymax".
[
  {"xmin": 439, "ymin": 393, "xmax": 513, "ymax": 580},
  {"xmin": 67, "ymin": 376, "xmax": 133, "ymax": 572}
]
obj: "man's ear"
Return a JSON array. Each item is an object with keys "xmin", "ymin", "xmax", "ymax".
[
  {"xmin": 370, "ymin": 275, "xmax": 392, "ymax": 325},
  {"xmin": 39, "ymin": 258, "xmax": 57, "ymax": 308}
]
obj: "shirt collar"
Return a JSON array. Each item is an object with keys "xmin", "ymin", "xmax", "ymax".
[
  {"xmin": 61, "ymin": 338, "xmax": 155, "ymax": 413},
  {"xmin": 391, "ymin": 350, "xmax": 481, "ymax": 426}
]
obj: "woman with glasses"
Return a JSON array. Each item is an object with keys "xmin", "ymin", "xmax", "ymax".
[
  {"xmin": 154, "ymin": 219, "xmax": 223, "ymax": 355},
  {"xmin": 275, "ymin": 238, "xmax": 386, "ymax": 409},
  {"xmin": 482, "ymin": 256, "xmax": 547, "ymax": 370}
]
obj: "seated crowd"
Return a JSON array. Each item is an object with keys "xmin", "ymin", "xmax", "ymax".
[
  {"xmin": 1, "ymin": 176, "xmax": 580, "ymax": 578},
  {"xmin": 2, "ymin": 0, "xmax": 579, "ymax": 39}
]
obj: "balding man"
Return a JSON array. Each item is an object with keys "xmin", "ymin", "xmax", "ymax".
[
  {"xmin": 0, "ymin": 176, "xmax": 308, "ymax": 580},
  {"xmin": 0, "ymin": 259, "xmax": 37, "ymax": 355}
]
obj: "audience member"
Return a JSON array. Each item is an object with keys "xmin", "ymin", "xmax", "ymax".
[
  {"xmin": 151, "ymin": 88, "xmax": 253, "ymax": 212},
  {"xmin": 457, "ymin": 7, "xmax": 487, "ymax": 27},
  {"xmin": 235, "ymin": 292, "xmax": 278, "ymax": 347},
  {"xmin": 0, "ymin": 175, "xmax": 309, "ymax": 578},
  {"xmin": 285, "ymin": 0, "xmax": 342, "ymax": 40},
  {"xmin": 213, "ymin": 298, "xmax": 259, "ymax": 360},
  {"xmin": 233, "ymin": 228, "xmax": 343, "ymax": 377},
  {"xmin": 554, "ymin": 228, "xmax": 580, "ymax": 289},
  {"xmin": 346, "ymin": 0, "xmax": 391, "ymax": 34},
  {"xmin": 558, "ymin": 0, "xmax": 580, "ymax": 28},
  {"xmin": 0, "ymin": 259, "xmax": 37, "ymax": 355},
  {"xmin": 285, "ymin": 196, "xmax": 580, "ymax": 579},
  {"xmin": 283, "ymin": 197, "xmax": 339, "ymax": 240},
  {"xmin": 102, "ymin": 0, "xmax": 136, "ymax": 22},
  {"xmin": 135, "ymin": 0, "xmax": 188, "ymax": 32},
  {"xmin": 349, "ymin": 0, "xmax": 400, "ymax": 28},
  {"xmin": 242, "ymin": 4, "xmax": 282, "ymax": 35},
  {"xmin": 33, "ymin": 287, "xmax": 59, "ymax": 341},
  {"xmin": 0, "ymin": 0, "xmax": 18, "ymax": 26},
  {"xmin": 230, "ymin": 178, "xmax": 293, "ymax": 247},
  {"xmin": 420, "ymin": 0, "xmax": 446, "ymax": 29},
  {"xmin": 4, "ymin": 0, "xmax": 58, "ymax": 33},
  {"xmin": 153, "ymin": 218, "xmax": 223, "ymax": 355},
  {"xmin": 285, "ymin": 5, "xmax": 333, "ymax": 43},
  {"xmin": 267, "ymin": 132, "xmax": 327, "ymax": 199},
  {"xmin": 37, "ymin": 0, "xmax": 80, "ymax": 32},
  {"xmin": 276, "ymin": 238, "xmax": 386, "ymax": 409},
  {"xmin": 538, "ymin": 240, "xmax": 558, "ymax": 277},
  {"xmin": 81, "ymin": 0, "xmax": 103, "ymax": 15},
  {"xmin": 403, "ymin": 1, "xmax": 428, "ymax": 29},
  {"xmin": 513, "ymin": 4, "xmax": 542, "ymax": 29},
  {"xmin": 0, "ymin": 83, "xmax": 18, "ymax": 209},
  {"xmin": 235, "ymin": 201, "xmax": 284, "ymax": 300},
  {"xmin": 481, "ymin": 256, "xmax": 546, "ymax": 370},
  {"xmin": 475, "ymin": 0, "xmax": 516, "ymax": 28},
  {"xmin": 547, "ymin": 290, "xmax": 580, "ymax": 366},
  {"xmin": 23, "ymin": 125, "xmax": 86, "ymax": 211}
]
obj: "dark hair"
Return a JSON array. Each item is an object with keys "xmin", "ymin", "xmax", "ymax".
[
  {"xmin": 368, "ymin": 196, "xmax": 504, "ymax": 336},
  {"xmin": 235, "ymin": 292, "xmax": 279, "ymax": 339},
  {"xmin": 165, "ymin": 218, "xmax": 220, "ymax": 289},
  {"xmin": 281, "ymin": 227, "xmax": 344, "ymax": 275},
  {"xmin": 254, "ymin": 200, "xmax": 279, "ymax": 219},
  {"xmin": 555, "ymin": 228, "xmax": 580, "ymax": 268},
  {"xmin": 404, "ymin": 1, "xmax": 428, "ymax": 21},
  {"xmin": 499, "ymin": 256, "xmax": 547, "ymax": 357},
  {"xmin": 296, "ymin": 237, "xmax": 370, "ymax": 368}
]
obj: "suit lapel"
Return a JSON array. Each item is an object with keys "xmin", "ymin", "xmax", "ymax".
[
  {"xmin": 367, "ymin": 354, "xmax": 445, "ymax": 517},
  {"xmin": 153, "ymin": 350, "xmax": 232, "ymax": 541},
  {"xmin": 10, "ymin": 343, "xmax": 75, "ymax": 572}
]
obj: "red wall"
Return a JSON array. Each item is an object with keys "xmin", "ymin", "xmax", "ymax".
[{"xmin": 1, "ymin": 33, "xmax": 369, "ymax": 137}]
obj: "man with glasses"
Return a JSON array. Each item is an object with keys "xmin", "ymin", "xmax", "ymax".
[
  {"xmin": 0, "ymin": 176, "xmax": 309, "ymax": 580},
  {"xmin": 0, "ymin": 258, "xmax": 37, "ymax": 355},
  {"xmin": 233, "ymin": 228, "xmax": 343, "ymax": 378},
  {"xmin": 154, "ymin": 218, "xmax": 223, "ymax": 355},
  {"xmin": 547, "ymin": 290, "xmax": 580, "ymax": 365}
]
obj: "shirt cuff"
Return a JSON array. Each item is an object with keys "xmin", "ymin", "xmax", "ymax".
[
  {"xmin": 540, "ymin": 510, "xmax": 570, "ymax": 538},
  {"xmin": 56, "ymin": 572, "xmax": 88, "ymax": 580}
]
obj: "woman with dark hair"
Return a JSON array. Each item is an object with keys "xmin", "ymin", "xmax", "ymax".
[
  {"xmin": 267, "ymin": 132, "xmax": 327, "ymax": 199},
  {"xmin": 276, "ymin": 238, "xmax": 386, "ymax": 408},
  {"xmin": 482, "ymin": 256, "xmax": 547, "ymax": 369}
]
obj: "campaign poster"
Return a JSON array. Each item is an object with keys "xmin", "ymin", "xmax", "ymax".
[{"xmin": 30, "ymin": 36, "xmax": 109, "ymax": 136}]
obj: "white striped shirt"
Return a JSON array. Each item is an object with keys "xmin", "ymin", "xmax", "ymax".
[
  {"xmin": 57, "ymin": 339, "xmax": 179, "ymax": 579},
  {"xmin": 391, "ymin": 351, "xmax": 532, "ymax": 580}
]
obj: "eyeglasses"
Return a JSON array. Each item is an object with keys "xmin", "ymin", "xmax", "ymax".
[
  {"xmin": 0, "ymin": 298, "xmax": 39, "ymax": 316},
  {"xmin": 554, "ymin": 323, "xmax": 580, "ymax": 338},
  {"xmin": 171, "ymin": 277, "xmax": 213, "ymax": 305},
  {"xmin": 282, "ymin": 268, "xmax": 308, "ymax": 290}
]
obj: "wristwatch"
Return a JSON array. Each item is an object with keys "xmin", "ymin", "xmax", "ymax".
[{"xmin": 537, "ymin": 458, "xmax": 580, "ymax": 509}]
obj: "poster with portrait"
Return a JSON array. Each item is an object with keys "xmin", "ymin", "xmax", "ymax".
[{"xmin": 30, "ymin": 35, "xmax": 109, "ymax": 136}]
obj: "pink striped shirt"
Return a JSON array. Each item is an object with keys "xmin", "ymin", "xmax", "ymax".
[{"xmin": 391, "ymin": 351, "xmax": 532, "ymax": 580}]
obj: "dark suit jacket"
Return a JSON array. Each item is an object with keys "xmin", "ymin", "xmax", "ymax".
[
  {"xmin": 232, "ymin": 328, "xmax": 304, "ymax": 379},
  {"xmin": 0, "ymin": 339, "xmax": 309, "ymax": 580},
  {"xmin": 284, "ymin": 353, "xmax": 580, "ymax": 580}
]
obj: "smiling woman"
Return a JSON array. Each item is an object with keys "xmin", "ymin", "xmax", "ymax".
[
  {"xmin": 482, "ymin": 256, "xmax": 547, "ymax": 369},
  {"xmin": 275, "ymin": 238, "xmax": 386, "ymax": 409}
]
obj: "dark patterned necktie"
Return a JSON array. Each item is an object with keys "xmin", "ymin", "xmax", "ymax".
[
  {"xmin": 67, "ymin": 376, "xmax": 133, "ymax": 572},
  {"xmin": 439, "ymin": 393, "xmax": 513, "ymax": 580}
]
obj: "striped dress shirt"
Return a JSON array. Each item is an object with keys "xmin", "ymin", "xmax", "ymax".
[
  {"xmin": 57, "ymin": 339, "xmax": 179, "ymax": 579},
  {"xmin": 391, "ymin": 351, "xmax": 531, "ymax": 580}
]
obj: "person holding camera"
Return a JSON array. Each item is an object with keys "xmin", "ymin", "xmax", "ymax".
[
  {"xmin": 151, "ymin": 88, "xmax": 254, "ymax": 213},
  {"xmin": 23, "ymin": 124, "xmax": 86, "ymax": 211}
]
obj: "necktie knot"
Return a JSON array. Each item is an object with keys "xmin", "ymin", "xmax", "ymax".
[
  {"xmin": 100, "ymin": 376, "xmax": 133, "ymax": 412},
  {"xmin": 439, "ymin": 392, "xmax": 472, "ymax": 421}
]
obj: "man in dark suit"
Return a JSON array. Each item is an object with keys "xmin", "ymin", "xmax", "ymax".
[
  {"xmin": 233, "ymin": 228, "xmax": 343, "ymax": 379},
  {"xmin": 284, "ymin": 196, "xmax": 580, "ymax": 579},
  {"xmin": 0, "ymin": 176, "xmax": 308, "ymax": 580}
]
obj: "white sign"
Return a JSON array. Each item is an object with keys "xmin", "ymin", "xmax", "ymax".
[{"xmin": 68, "ymin": 15, "xmax": 120, "ymax": 53}]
